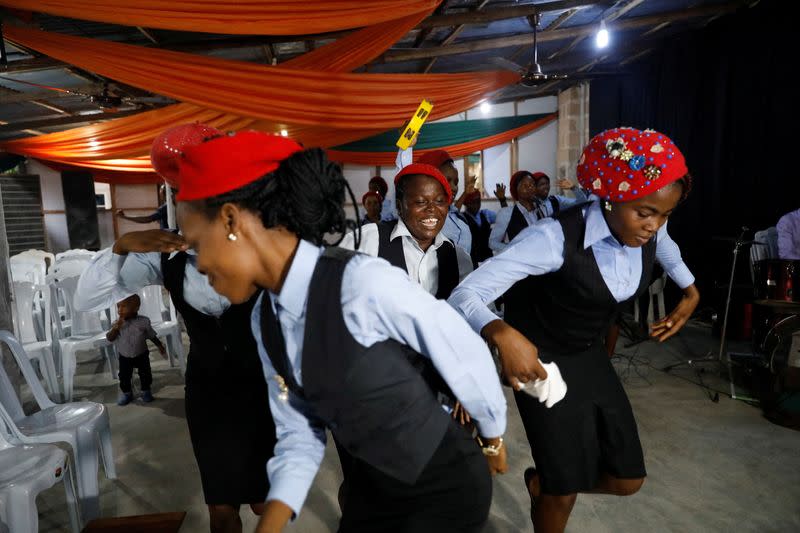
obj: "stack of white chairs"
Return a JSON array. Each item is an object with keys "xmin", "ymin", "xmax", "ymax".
[
  {"xmin": 0, "ymin": 330, "xmax": 115, "ymax": 524},
  {"xmin": 129, "ymin": 286, "xmax": 185, "ymax": 374},
  {"xmin": 0, "ymin": 425, "xmax": 81, "ymax": 533},
  {"xmin": 11, "ymin": 281, "xmax": 59, "ymax": 399},
  {"xmin": 50, "ymin": 276, "xmax": 117, "ymax": 402}
]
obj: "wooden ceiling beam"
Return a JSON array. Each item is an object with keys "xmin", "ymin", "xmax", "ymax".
[
  {"xmin": 416, "ymin": 0, "xmax": 597, "ymax": 28},
  {"xmin": 0, "ymin": 107, "xmax": 156, "ymax": 134},
  {"xmin": 382, "ymin": 1, "xmax": 745, "ymax": 63}
]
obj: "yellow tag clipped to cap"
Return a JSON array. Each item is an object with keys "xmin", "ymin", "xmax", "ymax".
[{"xmin": 396, "ymin": 99, "xmax": 433, "ymax": 150}]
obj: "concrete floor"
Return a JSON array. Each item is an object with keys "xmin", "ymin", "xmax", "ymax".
[{"xmin": 34, "ymin": 322, "xmax": 800, "ymax": 533}]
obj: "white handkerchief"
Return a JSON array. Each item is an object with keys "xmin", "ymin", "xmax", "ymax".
[{"xmin": 520, "ymin": 362, "xmax": 567, "ymax": 408}]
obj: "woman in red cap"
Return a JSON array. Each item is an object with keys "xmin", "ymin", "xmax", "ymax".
[
  {"xmin": 360, "ymin": 190, "xmax": 383, "ymax": 226},
  {"xmin": 450, "ymin": 127, "xmax": 699, "ymax": 533},
  {"xmin": 489, "ymin": 171, "xmax": 588, "ymax": 253},
  {"xmin": 417, "ymin": 149, "xmax": 473, "ymax": 254},
  {"xmin": 74, "ymin": 124, "xmax": 276, "ymax": 533},
  {"xmin": 341, "ymin": 163, "xmax": 473, "ymax": 298},
  {"xmin": 172, "ymin": 131, "xmax": 508, "ymax": 533}
]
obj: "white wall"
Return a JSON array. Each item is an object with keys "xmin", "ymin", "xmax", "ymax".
[
  {"xmin": 113, "ymin": 184, "xmax": 159, "ymax": 236},
  {"xmin": 26, "ymin": 160, "xmax": 70, "ymax": 253},
  {"xmin": 340, "ymin": 95, "xmax": 558, "ymax": 207}
]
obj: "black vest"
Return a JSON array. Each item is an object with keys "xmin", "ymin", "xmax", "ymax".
[
  {"xmin": 259, "ymin": 247, "xmax": 450, "ymax": 484},
  {"xmin": 504, "ymin": 204, "xmax": 656, "ymax": 354},
  {"xmin": 376, "ymin": 220, "xmax": 459, "ymax": 300},
  {"xmin": 463, "ymin": 211, "xmax": 493, "ymax": 266},
  {"xmin": 160, "ymin": 252, "xmax": 266, "ymax": 388},
  {"xmin": 506, "ymin": 203, "xmax": 532, "ymax": 242}
]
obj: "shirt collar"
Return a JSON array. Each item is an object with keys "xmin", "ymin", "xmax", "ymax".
[
  {"xmin": 273, "ymin": 239, "xmax": 323, "ymax": 320},
  {"xmin": 583, "ymin": 200, "xmax": 623, "ymax": 250},
  {"xmin": 391, "ymin": 217, "xmax": 447, "ymax": 250}
]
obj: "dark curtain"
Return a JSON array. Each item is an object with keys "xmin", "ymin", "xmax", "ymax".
[{"xmin": 590, "ymin": 0, "xmax": 797, "ymax": 314}]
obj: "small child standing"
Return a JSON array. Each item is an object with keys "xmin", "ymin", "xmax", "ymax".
[{"xmin": 106, "ymin": 294, "xmax": 165, "ymax": 405}]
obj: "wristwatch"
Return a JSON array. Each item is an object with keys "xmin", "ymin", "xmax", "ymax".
[{"xmin": 477, "ymin": 436, "xmax": 504, "ymax": 457}]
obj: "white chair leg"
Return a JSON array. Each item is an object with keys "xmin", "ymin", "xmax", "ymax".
[
  {"xmin": 165, "ymin": 334, "xmax": 176, "ymax": 368},
  {"xmin": 61, "ymin": 344, "xmax": 77, "ymax": 402},
  {"xmin": 98, "ymin": 416, "xmax": 117, "ymax": 479},
  {"xmin": 75, "ymin": 428, "xmax": 101, "ymax": 522},
  {"xmin": 4, "ymin": 488, "xmax": 38, "ymax": 533},
  {"xmin": 633, "ymin": 300, "xmax": 640, "ymax": 324},
  {"xmin": 41, "ymin": 348, "xmax": 60, "ymax": 400},
  {"xmin": 647, "ymin": 295, "xmax": 655, "ymax": 324},
  {"xmin": 657, "ymin": 292, "xmax": 666, "ymax": 321},
  {"xmin": 63, "ymin": 459, "xmax": 84, "ymax": 533}
]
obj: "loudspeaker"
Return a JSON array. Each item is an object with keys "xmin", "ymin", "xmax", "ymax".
[{"xmin": 61, "ymin": 171, "xmax": 100, "ymax": 250}]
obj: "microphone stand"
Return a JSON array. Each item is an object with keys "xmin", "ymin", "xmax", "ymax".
[{"xmin": 663, "ymin": 228, "xmax": 755, "ymax": 401}]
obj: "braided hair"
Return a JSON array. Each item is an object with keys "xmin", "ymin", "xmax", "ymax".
[{"xmin": 194, "ymin": 148, "xmax": 357, "ymax": 246}]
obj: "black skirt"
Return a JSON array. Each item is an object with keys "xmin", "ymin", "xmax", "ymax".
[
  {"xmin": 337, "ymin": 421, "xmax": 492, "ymax": 533},
  {"xmin": 515, "ymin": 343, "xmax": 646, "ymax": 495},
  {"xmin": 185, "ymin": 376, "xmax": 276, "ymax": 505}
]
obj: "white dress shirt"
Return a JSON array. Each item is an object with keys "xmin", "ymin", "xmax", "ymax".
[{"xmin": 339, "ymin": 218, "xmax": 473, "ymax": 295}]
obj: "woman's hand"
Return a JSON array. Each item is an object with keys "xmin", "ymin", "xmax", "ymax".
[
  {"xmin": 482, "ymin": 320, "xmax": 547, "ymax": 390},
  {"xmin": 452, "ymin": 401, "xmax": 473, "ymax": 429},
  {"xmin": 480, "ymin": 436, "xmax": 508, "ymax": 475},
  {"xmin": 494, "ymin": 183, "xmax": 507, "ymax": 201},
  {"xmin": 255, "ymin": 501, "xmax": 294, "ymax": 533},
  {"xmin": 112, "ymin": 230, "xmax": 188, "ymax": 255},
  {"xmin": 556, "ymin": 178, "xmax": 576, "ymax": 191},
  {"xmin": 650, "ymin": 284, "xmax": 700, "ymax": 342}
]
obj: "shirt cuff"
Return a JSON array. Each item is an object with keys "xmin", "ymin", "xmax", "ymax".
[
  {"xmin": 475, "ymin": 416, "xmax": 506, "ymax": 440},
  {"xmin": 468, "ymin": 305, "xmax": 501, "ymax": 335},
  {"xmin": 666, "ymin": 262, "xmax": 695, "ymax": 289},
  {"xmin": 266, "ymin": 474, "xmax": 312, "ymax": 519}
]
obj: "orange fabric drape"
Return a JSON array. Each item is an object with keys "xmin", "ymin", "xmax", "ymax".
[
  {"xmin": 0, "ymin": 0, "xmax": 440, "ymax": 34},
  {"xmin": 0, "ymin": 12, "xmax": 431, "ymax": 180},
  {"xmin": 4, "ymin": 26, "xmax": 519, "ymax": 129},
  {"xmin": 328, "ymin": 114, "xmax": 558, "ymax": 166}
]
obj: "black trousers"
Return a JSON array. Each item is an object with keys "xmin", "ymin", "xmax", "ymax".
[
  {"xmin": 337, "ymin": 421, "xmax": 491, "ymax": 533},
  {"xmin": 118, "ymin": 352, "xmax": 152, "ymax": 393}
]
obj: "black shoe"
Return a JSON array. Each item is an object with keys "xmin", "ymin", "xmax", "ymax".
[{"xmin": 524, "ymin": 467, "xmax": 538, "ymax": 524}]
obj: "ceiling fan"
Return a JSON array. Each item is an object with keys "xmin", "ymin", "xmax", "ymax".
[
  {"xmin": 0, "ymin": 76, "xmax": 169, "ymax": 110},
  {"xmin": 488, "ymin": 12, "xmax": 621, "ymax": 87}
]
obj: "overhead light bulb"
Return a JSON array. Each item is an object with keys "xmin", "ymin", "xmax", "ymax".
[
  {"xmin": 480, "ymin": 102, "xmax": 491, "ymax": 114},
  {"xmin": 280, "ymin": 129, "xmax": 288, "ymax": 137},
  {"xmin": 596, "ymin": 20, "xmax": 610, "ymax": 49}
]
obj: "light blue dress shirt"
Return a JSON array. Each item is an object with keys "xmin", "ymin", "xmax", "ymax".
[
  {"xmin": 442, "ymin": 205, "xmax": 472, "ymax": 254},
  {"xmin": 251, "ymin": 240, "xmax": 506, "ymax": 517},
  {"xmin": 74, "ymin": 248, "xmax": 229, "ymax": 317},
  {"xmin": 449, "ymin": 200, "xmax": 696, "ymax": 334}
]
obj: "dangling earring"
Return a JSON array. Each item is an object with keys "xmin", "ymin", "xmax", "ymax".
[
  {"xmin": 604, "ymin": 201, "xmax": 613, "ymax": 212},
  {"xmin": 227, "ymin": 233, "xmax": 238, "ymax": 242}
]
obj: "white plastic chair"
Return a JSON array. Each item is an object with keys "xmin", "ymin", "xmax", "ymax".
[
  {"xmin": 54, "ymin": 250, "xmax": 96, "ymax": 262},
  {"xmin": 138, "ymin": 286, "xmax": 185, "ymax": 374},
  {"xmin": 50, "ymin": 277, "xmax": 116, "ymax": 402},
  {"xmin": 10, "ymin": 256, "xmax": 47, "ymax": 286},
  {"xmin": 11, "ymin": 282, "xmax": 59, "ymax": 398},
  {"xmin": 0, "ymin": 427, "xmax": 81, "ymax": 533},
  {"xmin": 634, "ymin": 273, "xmax": 667, "ymax": 325},
  {"xmin": 0, "ymin": 330, "xmax": 116, "ymax": 523},
  {"xmin": 15, "ymin": 249, "xmax": 55, "ymax": 273}
]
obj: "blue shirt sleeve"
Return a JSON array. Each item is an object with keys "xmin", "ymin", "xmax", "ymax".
[
  {"xmin": 655, "ymin": 222, "xmax": 695, "ymax": 289},
  {"xmin": 251, "ymin": 295, "xmax": 327, "ymax": 518},
  {"xmin": 341, "ymin": 255, "xmax": 507, "ymax": 438},
  {"xmin": 489, "ymin": 206, "xmax": 513, "ymax": 253}
]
